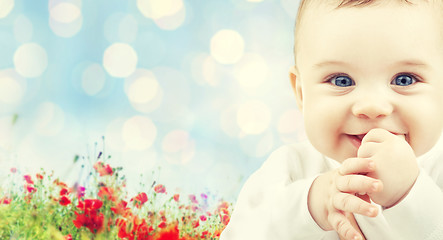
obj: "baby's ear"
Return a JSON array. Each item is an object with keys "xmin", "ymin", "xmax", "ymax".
[{"xmin": 289, "ymin": 66, "xmax": 303, "ymax": 112}]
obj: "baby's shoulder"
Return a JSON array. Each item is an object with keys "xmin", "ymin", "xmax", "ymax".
[
  {"xmin": 258, "ymin": 140, "xmax": 326, "ymax": 179},
  {"xmin": 266, "ymin": 140, "xmax": 322, "ymax": 165}
]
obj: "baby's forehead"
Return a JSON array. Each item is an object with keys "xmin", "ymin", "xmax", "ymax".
[
  {"xmin": 293, "ymin": 0, "xmax": 443, "ymax": 63},
  {"xmin": 296, "ymin": 0, "xmax": 443, "ymax": 30}
]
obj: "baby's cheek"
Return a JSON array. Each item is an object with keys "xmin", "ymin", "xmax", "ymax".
[{"xmin": 410, "ymin": 131, "xmax": 441, "ymax": 157}]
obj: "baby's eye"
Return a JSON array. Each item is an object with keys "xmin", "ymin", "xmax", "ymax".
[
  {"xmin": 391, "ymin": 74, "xmax": 416, "ymax": 86},
  {"xmin": 329, "ymin": 75, "xmax": 355, "ymax": 87}
]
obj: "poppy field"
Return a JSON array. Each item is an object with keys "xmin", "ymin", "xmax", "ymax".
[{"xmin": 0, "ymin": 151, "xmax": 232, "ymax": 240}]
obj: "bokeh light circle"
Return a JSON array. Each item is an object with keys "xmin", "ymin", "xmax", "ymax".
[
  {"xmin": 119, "ymin": 14, "xmax": 138, "ymax": 42},
  {"xmin": 281, "ymin": 0, "xmax": 301, "ymax": 19},
  {"xmin": 105, "ymin": 13, "xmax": 138, "ymax": 43},
  {"xmin": 278, "ymin": 109, "xmax": 306, "ymax": 143},
  {"xmin": 122, "ymin": 116, "xmax": 157, "ymax": 151},
  {"xmin": 154, "ymin": 5, "xmax": 186, "ymax": 30},
  {"xmin": 124, "ymin": 69, "xmax": 163, "ymax": 113},
  {"xmin": 210, "ymin": 29, "xmax": 245, "ymax": 65},
  {"xmin": 127, "ymin": 75, "xmax": 158, "ymax": 104},
  {"xmin": 234, "ymin": 53, "xmax": 268, "ymax": 89},
  {"xmin": 149, "ymin": 67, "xmax": 191, "ymax": 122},
  {"xmin": 13, "ymin": 43, "xmax": 48, "ymax": 78},
  {"xmin": 0, "ymin": 76, "xmax": 22, "ymax": 104},
  {"xmin": 103, "ymin": 43, "xmax": 138, "ymax": 78},
  {"xmin": 48, "ymin": 0, "xmax": 82, "ymax": 9},
  {"xmin": 50, "ymin": 3, "xmax": 81, "ymax": 23},
  {"xmin": 237, "ymin": 100, "xmax": 271, "ymax": 135},
  {"xmin": 49, "ymin": 1, "xmax": 83, "ymax": 38},
  {"xmin": 239, "ymin": 131, "xmax": 274, "ymax": 158},
  {"xmin": 49, "ymin": 15, "xmax": 83, "ymax": 38},
  {"xmin": 105, "ymin": 118, "xmax": 126, "ymax": 152},
  {"xmin": 137, "ymin": 0, "xmax": 183, "ymax": 20},
  {"xmin": 201, "ymin": 55, "xmax": 220, "ymax": 86},
  {"xmin": 220, "ymin": 105, "xmax": 242, "ymax": 138},
  {"xmin": 0, "ymin": 69, "xmax": 26, "ymax": 104},
  {"xmin": 188, "ymin": 52, "xmax": 225, "ymax": 87},
  {"xmin": 162, "ymin": 130, "xmax": 195, "ymax": 165},
  {"xmin": 34, "ymin": 102, "xmax": 65, "ymax": 136},
  {"xmin": 81, "ymin": 63, "xmax": 106, "ymax": 96},
  {"xmin": 13, "ymin": 15, "xmax": 33, "ymax": 43},
  {"xmin": 0, "ymin": 0, "xmax": 14, "ymax": 18}
]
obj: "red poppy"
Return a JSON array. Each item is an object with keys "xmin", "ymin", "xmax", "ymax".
[
  {"xmin": 201, "ymin": 230, "xmax": 209, "ymax": 238},
  {"xmin": 64, "ymin": 234, "xmax": 72, "ymax": 240},
  {"xmin": 75, "ymin": 185, "xmax": 86, "ymax": 198},
  {"xmin": 111, "ymin": 200, "xmax": 130, "ymax": 215},
  {"xmin": 24, "ymin": 175, "xmax": 34, "ymax": 184},
  {"xmin": 73, "ymin": 199, "xmax": 104, "ymax": 233},
  {"xmin": 24, "ymin": 194, "xmax": 33, "ymax": 202},
  {"xmin": 77, "ymin": 199, "xmax": 103, "ymax": 213},
  {"xmin": 131, "ymin": 192, "xmax": 148, "ymax": 209},
  {"xmin": 191, "ymin": 205, "xmax": 199, "ymax": 212},
  {"xmin": 26, "ymin": 184, "xmax": 36, "ymax": 193},
  {"xmin": 155, "ymin": 223, "xmax": 180, "ymax": 240},
  {"xmin": 98, "ymin": 186, "xmax": 116, "ymax": 202},
  {"xmin": 60, "ymin": 188, "xmax": 70, "ymax": 196},
  {"xmin": 154, "ymin": 184, "xmax": 166, "ymax": 194},
  {"xmin": 116, "ymin": 215, "xmax": 154, "ymax": 240},
  {"xmin": 73, "ymin": 211, "xmax": 104, "ymax": 233},
  {"xmin": 54, "ymin": 179, "xmax": 68, "ymax": 188},
  {"xmin": 220, "ymin": 214, "xmax": 230, "ymax": 226},
  {"xmin": 214, "ymin": 229, "xmax": 222, "ymax": 237},
  {"xmin": 59, "ymin": 195, "xmax": 71, "ymax": 206},
  {"xmin": 192, "ymin": 220, "xmax": 199, "ymax": 228},
  {"xmin": 36, "ymin": 173, "xmax": 44, "ymax": 180},
  {"xmin": 0, "ymin": 197, "xmax": 11, "ymax": 204},
  {"xmin": 173, "ymin": 194, "xmax": 180, "ymax": 202},
  {"xmin": 93, "ymin": 161, "xmax": 113, "ymax": 176},
  {"xmin": 189, "ymin": 194, "xmax": 198, "ymax": 204},
  {"xmin": 158, "ymin": 221, "xmax": 167, "ymax": 228},
  {"xmin": 200, "ymin": 215, "xmax": 207, "ymax": 221},
  {"xmin": 217, "ymin": 201, "xmax": 230, "ymax": 212}
]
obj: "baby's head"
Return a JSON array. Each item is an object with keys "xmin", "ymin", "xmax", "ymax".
[{"xmin": 290, "ymin": 0, "xmax": 443, "ymax": 162}]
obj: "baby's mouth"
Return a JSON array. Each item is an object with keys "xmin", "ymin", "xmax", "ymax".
[
  {"xmin": 355, "ymin": 134, "xmax": 366, "ymax": 141},
  {"xmin": 347, "ymin": 132, "xmax": 407, "ymax": 146},
  {"xmin": 347, "ymin": 133, "xmax": 367, "ymax": 148}
]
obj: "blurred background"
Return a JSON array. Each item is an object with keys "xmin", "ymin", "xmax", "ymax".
[{"xmin": 0, "ymin": 0, "xmax": 306, "ymax": 202}]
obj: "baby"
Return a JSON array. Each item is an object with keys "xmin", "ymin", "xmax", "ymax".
[{"xmin": 220, "ymin": 0, "xmax": 443, "ymax": 239}]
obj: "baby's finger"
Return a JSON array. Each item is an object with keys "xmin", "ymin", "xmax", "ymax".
[
  {"xmin": 332, "ymin": 192, "xmax": 379, "ymax": 217},
  {"xmin": 396, "ymin": 134, "xmax": 406, "ymax": 140},
  {"xmin": 336, "ymin": 174, "xmax": 383, "ymax": 194},
  {"xmin": 328, "ymin": 212, "xmax": 363, "ymax": 240},
  {"xmin": 361, "ymin": 128, "xmax": 391, "ymax": 143},
  {"xmin": 357, "ymin": 142, "xmax": 378, "ymax": 159},
  {"xmin": 339, "ymin": 158, "xmax": 375, "ymax": 175}
]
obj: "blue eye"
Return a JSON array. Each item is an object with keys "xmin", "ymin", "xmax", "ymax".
[
  {"xmin": 330, "ymin": 75, "xmax": 354, "ymax": 87},
  {"xmin": 392, "ymin": 75, "xmax": 416, "ymax": 86}
]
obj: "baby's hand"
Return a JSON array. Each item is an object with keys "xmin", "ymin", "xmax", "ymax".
[
  {"xmin": 309, "ymin": 158, "xmax": 381, "ymax": 240},
  {"xmin": 358, "ymin": 128, "xmax": 419, "ymax": 208}
]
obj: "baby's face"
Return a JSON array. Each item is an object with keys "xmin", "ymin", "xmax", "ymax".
[{"xmin": 292, "ymin": 2, "xmax": 443, "ymax": 162}]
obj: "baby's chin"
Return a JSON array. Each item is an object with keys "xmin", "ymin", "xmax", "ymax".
[
  {"xmin": 311, "ymin": 143, "xmax": 357, "ymax": 163},
  {"xmin": 325, "ymin": 152, "xmax": 356, "ymax": 163}
]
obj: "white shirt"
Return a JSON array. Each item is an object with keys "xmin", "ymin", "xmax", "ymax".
[{"xmin": 220, "ymin": 137, "xmax": 443, "ymax": 240}]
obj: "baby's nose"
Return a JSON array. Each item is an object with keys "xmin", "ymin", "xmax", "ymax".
[{"xmin": 351, "ymin": 94, "xmax": 393, "ymax": 119}]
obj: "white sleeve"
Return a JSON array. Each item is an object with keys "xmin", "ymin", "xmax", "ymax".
[
  {"xmin": 382, "ymin": 168, "xmax": 443, "ymax": 240},
  {"xmin": 220, "ymin": 146, "xmax": 329, "ymax": 240}
]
